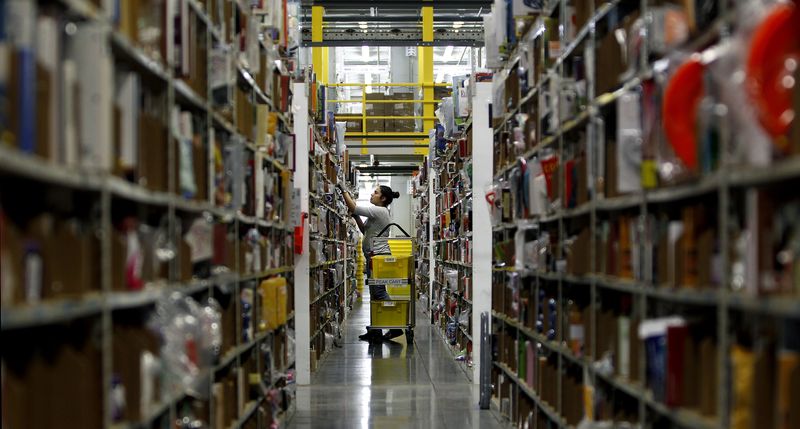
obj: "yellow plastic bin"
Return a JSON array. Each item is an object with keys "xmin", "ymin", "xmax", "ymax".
[
  {"xmin": 370, "ymin": 301, "xmax": 410, "ymax": 327},
  {"xmin": 366, "ymin": 223, "xmax": 416, "ymax": 340}
]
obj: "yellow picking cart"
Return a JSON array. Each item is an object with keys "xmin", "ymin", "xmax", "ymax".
[{"xmin": 367, "ymin": 224, "xmax": 416, "ymax": 341}]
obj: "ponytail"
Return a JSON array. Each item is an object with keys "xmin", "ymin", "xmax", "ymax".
[{"xmin": 379, "ymin": 185, "xmax": 400, "ymax": 206}]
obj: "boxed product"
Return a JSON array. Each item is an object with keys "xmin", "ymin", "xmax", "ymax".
[
  {"xmin": 387, "ymin": 91, "xmax": 415, "ymax": 132},
  {"xmin": 365, "ymin": 92, "xmax": 385, "ymax": 132},
  {"xmin": 595, "ymin": 11, "xmax": 640, "ymax": 95},
  {"xmin": 344, "ymin": 118, "xmax": 362, "ymax": 133},
  {"xmin": 259, "ymin": 276, "xmax": 287, "ymax": 331},
  {"xmin": 573, "ymin": 0, "xmax": 605, "ymax": 31}
]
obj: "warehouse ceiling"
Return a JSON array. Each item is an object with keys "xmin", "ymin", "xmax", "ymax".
[
  {"xmin": 349, "ymin": 154, "xmax": 423, "ymax": 177},
  {"xmin": 300, "ymin": 0, "xmax": 491, "ymax": 47}
]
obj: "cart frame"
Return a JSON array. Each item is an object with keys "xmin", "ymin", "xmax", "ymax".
[{"xmin": 365, "ymin": 223, "xmax": 416, "ymax": 340}]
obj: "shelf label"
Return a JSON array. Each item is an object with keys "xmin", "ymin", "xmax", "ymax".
[{"xmin": 368, "ymin": 278, "xmax": 408, "ymax": 285}]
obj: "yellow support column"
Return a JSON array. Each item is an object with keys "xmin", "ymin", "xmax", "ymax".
[
  {"xmin": 311, "ymin": 6, "xmax": 328, "ymax": 85},
  {"xmin": 416, "ymin": 6, "xmax": 434, "ymax": 156},
  {"xmin": 362, "ymin": 84, "xmax": 368, "ymax": 154}
]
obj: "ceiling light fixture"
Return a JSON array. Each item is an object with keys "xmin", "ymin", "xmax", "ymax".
[{"xmin": 452, "ymin": 21, "xmax": 464, "ymax": 29}]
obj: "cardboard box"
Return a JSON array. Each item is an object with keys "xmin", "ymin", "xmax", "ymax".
[
  {"xmin": 365, "ymin": 93, "xmax": 385, "ymax": 132},
  {"xmin": 387, "ymin": 92, "xmax": 416, "ymax": 132},
  {"xmin": 366, "ymin": 119, "xmax": 384, "ymax": 133},
  {"xmin": 137, "ymin": 113, "xmax": 168, "ymax": 192},
  {"xmin": 566, "ymin": 228, "xmax": 591, "ymax": 275},
  {"xmin": 596, "ymin": 11, "xmax": 640, "ymax": 95},
  {"xmin": 344, "ymin": 119, "xmax": 362, "ymax": 133}
]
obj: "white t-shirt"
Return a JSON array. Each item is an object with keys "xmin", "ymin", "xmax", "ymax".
[{"xmin": 354, "ymin": 205, "xmax": 391, "ymax": 255}]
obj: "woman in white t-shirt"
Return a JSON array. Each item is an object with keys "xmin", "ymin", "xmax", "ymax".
[{"xmin": 338, "ymin": 184, "xmax": 403, "ymax": 342}]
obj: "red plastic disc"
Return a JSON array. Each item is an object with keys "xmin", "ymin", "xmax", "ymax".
[
  {"xmin": 662, "ymin": 56, "xmax": 705, "ymax": 171},
  {"xmin": 746, "ymin": 3, "xmax": 800, "ymax": 139}
]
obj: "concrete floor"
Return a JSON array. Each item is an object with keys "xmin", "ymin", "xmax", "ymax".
[{"xmin": 287, "ymin": 291, "xmax": 505, "ymax": 429}]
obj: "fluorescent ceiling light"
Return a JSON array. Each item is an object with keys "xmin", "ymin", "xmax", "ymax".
[
  {"xmin": 452, "ymin": 21, "xmax": 464, "ymax": 29},
  {"xmin": 358, "ymin": 21, "xmax": 368, "ymax": 29}
]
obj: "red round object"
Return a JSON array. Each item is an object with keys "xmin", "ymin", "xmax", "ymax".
[
  {"xmin": 662, "ymin": 56, "xmax": 705, "ymax": 171},
  {"xmin": 746, "ymin": 3, "xmax": 800, "ymax": 139}
]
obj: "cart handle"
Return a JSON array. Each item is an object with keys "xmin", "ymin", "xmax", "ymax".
[{"xmin": 376, "ymin": 223, "xmax": 411, "ymax": 238}]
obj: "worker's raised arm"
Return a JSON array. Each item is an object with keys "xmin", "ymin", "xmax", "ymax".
[{"xmin": 337, "ymin": 183, "xmax": 358, "ymax": 213}]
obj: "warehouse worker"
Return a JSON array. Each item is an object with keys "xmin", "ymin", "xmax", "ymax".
[{"xmin": 337, "ymin": 184, "xmax": 403, "ymax": 342}]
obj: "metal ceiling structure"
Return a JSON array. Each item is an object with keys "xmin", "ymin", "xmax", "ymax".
[
  {"xmin": 302, "ymin": 0, "xmax": 488, "ymax": 166},
  {"xmin": 299, "ymin": 0, "xmax": 491, "ymax": 47}
]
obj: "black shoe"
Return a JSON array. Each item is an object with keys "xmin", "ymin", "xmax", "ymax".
[
  {"xmin": 383, "ymin": 329, "xmax": 403, "ymax": 340},
  {"xmin": 359, "ymin": 330, "xmax": 382, "ymax": 342}
]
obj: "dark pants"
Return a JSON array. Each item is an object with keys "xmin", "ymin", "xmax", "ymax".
[{"xmin": 369, "ymin": 284, "xmax": 390, "ymax": 301}]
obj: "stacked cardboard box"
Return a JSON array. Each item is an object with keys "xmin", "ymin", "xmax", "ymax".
[
  {"xmin": 344, "ymin": 117, "xmax": 362, "ymax": 133},
  {"xmin": 387, "ymin": 92, "xmax": 416, "ymax": 132},
  {"xmin": 365, "ymin": 92, "xmax": 385, "ymax": 133}
]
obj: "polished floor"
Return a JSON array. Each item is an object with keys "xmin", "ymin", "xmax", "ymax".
[{"xmin": 288, "ymin": 291, "xmax": 505, "ymax": 429}]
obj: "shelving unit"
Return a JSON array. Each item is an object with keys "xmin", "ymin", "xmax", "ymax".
[
  {"xmin": 1, "ymin": 1, "xmax": 298, "ymax": 427},
  {"xmin": 292, "ymin": 68, "xmax": 360, "ymax": 384},
  {"xmin": 412, "ymin": 79, "xmax": 493, "ymax": 385},
  {"xmin": 430, "ymin": 135, "xmax": 476, "ymax": 379},
  {"xmin": 487, "ymin": 1, "xmax": 799, "ymax": 429}
]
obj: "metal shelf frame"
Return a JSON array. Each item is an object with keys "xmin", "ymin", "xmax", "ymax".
[
  {"xmin": 486, "ymin": 0, "xmax": 800, "ymax": 428},
  {"xmin": 0, "ymin": 2, "xmax": 297, "ymax": 428}
]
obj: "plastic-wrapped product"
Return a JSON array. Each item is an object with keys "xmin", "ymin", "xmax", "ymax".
[
  {"xmin": 514, "ymin": 221, "xmax": 539, "ymax": 271},
  {"xmin": 617, "ymin": 90, "xmax": 643, "ymax": 193},
  {"xmin": 445, "ymin": 268, "xmax": 459, "ymax": 290},
  {"xmin": 148, "ymin": 294, "xmax": 221, "ymax": 398}
]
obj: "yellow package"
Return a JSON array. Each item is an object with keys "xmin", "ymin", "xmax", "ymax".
[
  {"xmin": 259, "ymin": 276, "xmax": 287, "ymax": 331},
  {"xmin": 731, "ymin": 344, "xmax": 754, "ymax": 429}
]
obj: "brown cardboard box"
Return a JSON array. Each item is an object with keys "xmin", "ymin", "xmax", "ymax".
[
  {"xmin": 605, "ymin": 139, "xmax": 619, "ymax": 198},
  {"xmin": 1, "ymin": 213, "xmax": 25, "ymax": 306},
  {"xmin": 699, "ymin": 338, "xmax": 717, "ymax": 416},
  {"xmin": 192, "ymin": 136, "xmax": 208, "ymax": 201},
  {"xmin": 344, "ymin": 119, "xmax": 362, "ymax": 133},
  {"xmin": 505, "ymin": 70, "xmax": 520, "ymax": 109},
  {"xmin": 682, "ymin": 333, "xmax": 699, "ymax": 408},
  {"xmin": 138, "ymin": 113, "xmax": 168, "ymax": 192},
  {"xmin": 111, "ymin": 226, "xmax": 127, "ymax": 291},
  {"xmin": 697, "ymin": 229, "xmax": 714, "ymax": 287},
  {"xmin": 388, "ymin": 92, "xmax": 416, "ymax": 132},
  {"xmin": 596, "ymin": 11, "xmax": 640, "ymax": 95},
  {"xmin": 574, "ymin": 0, "xmax": 592, "ymax": 31},
  {"xmin": 366, "ymin": 119, "xmax": 384, "ymax": 132},
  {"xmin": 630, "ymin": 318, "xmax": 641, "ymax": 382},
  {"xmin": 582, "ymin": 306, "xmax": 593, "ymax": 359},
  {"xmin": 35, "ymin": 62, "xmax": 52, "ymax": 160},
  {"xmin": 567, "ymin": 228, "xmax": 591, "ymax": 276},
  {"xmin": 754, "ymin": 340, "xmax": 777, "ymax": 428},
  {"xmin": 365, "ymin": 93, "xmax": 385, "ymax": 133}
]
